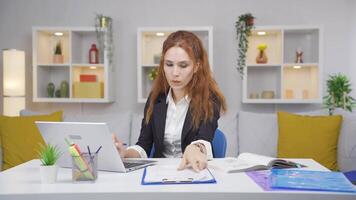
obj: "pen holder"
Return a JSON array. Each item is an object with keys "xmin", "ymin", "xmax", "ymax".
[{"xmin": 72, "ymin": 152, "xmax": 98, "ymax": 182}]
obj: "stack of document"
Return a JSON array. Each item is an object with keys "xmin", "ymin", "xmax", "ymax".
[{"xmin": 141, "ymin": 165, "xmax": 216, "ymax": 185}]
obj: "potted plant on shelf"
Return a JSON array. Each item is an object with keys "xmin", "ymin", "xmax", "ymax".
[
  {"xmin": 256, "ymin": 43, "xmax": 268, "ymax": 64},
  {"xmin": 235, "ymin": 13, "xmax": 255, "ymax": 78},
  {"xmin": 53, "ymin": 41, "xmax": 64, "ymax": 64},
  {"xmin": 37, "ymin": 143, "xmax": 62, "ymax": 183},
  {"xmin": 323, "ymin": 73, "xmax": 356, "ymax": 115}
]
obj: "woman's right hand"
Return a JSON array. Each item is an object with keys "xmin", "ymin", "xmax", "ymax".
[{"xmin": 112, "ymin": 134, "xmax": 127, "ymax": 158}]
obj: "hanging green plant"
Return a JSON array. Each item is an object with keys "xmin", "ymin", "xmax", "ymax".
[
  {"xmin": 323, "ymin": 73, "xmax": 356, "ymax": 115},
  {"xmin": 235, "ymin": 13, "xmax": 255, "ymax": 78}
]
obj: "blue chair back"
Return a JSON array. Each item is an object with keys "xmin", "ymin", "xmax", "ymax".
[
  {"xmin": 149, "ymin": 144, "xmax": 155, "ymax": 158},
  {"xmin": 212, "ymin": 129, "xmax": 227, "ymax": 158},
  {"xmin": 149, "ymin": 129, "xmax": 227, "ymax": 158}
]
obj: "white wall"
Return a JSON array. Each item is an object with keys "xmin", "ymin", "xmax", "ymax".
[{"xmin": 0, "ymin": 0, "xmax": 354, "ymax": 116}]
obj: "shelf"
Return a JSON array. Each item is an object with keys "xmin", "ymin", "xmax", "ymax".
[
  {"xmin": 33, "ymin": 26, "xmax": 114, "ymax": 103},
  {"xmin": 247, "ymin": 64, "xmax": 281, "ymax": 67},
  {"xmin": 284, "ymin": 29, "xmax": 319, "ymax": 63},
  {"xmin": 72, "ymin": 30, "xmax": 98, "ymax": 64},
  {"xmin": 36, "ymin": 66, "xmax": 70, "ymax": 98},
  {"xmin": 35, "ymin": 30, "xmax": 70, "ymax": 64},
  {"xmin": 247, "ymin": 29, "xmax": 282, "ymax": 65},
  {"xmin": 245, "ymin": 66, "xmax": 281, "ymax": 100},
  {"xmin": 142, "ymin": 64, "xmax": 159, "ymax": 68},
  {"xmin": 37, "ymin": 64, "xmax": 70, "ymax": 67},
  {"xmin": 243, "ymin": 26, "xmax": 322, "ymax": 104},
  {"xmin": 282, "ymin": 65, "xmax": 319, "ymax": 100},
  {"xmin": 243, "ymin": 98, "xmax": 322, "ymax": 104},
  {"xmin": 33, "ymin": 97, "xmax": 111, "ymax": 103}
]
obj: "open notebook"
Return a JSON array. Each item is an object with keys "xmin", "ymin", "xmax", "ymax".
[{"xmin": 209, "ymin": 152, "xmax": 305, "ymax": 173}]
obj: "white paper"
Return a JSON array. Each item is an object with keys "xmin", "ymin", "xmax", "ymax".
[{"xmin": 144, "ymin": 165, "xmax": 214, "ymax": 183}]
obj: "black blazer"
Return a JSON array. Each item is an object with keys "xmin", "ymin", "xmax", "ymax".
[{"xmin": 136, "ymin": 93, "xmax": 220, "ymax": 158}]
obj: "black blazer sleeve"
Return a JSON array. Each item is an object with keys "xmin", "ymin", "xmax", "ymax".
[
  {"xmin": 135, "ymin": 96, "xmax": 154, "ymax": 157},
  {"xmin": 181, "ymin": 98, "xmax": 221, "ymax": 152}
]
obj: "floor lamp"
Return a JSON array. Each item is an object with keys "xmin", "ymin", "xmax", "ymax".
[{"xmin": 3, "ymin": 49, "xmax": 25, "ymax": 116}]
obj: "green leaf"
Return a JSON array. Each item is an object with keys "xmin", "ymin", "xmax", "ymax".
[{"xmin": 37, "ymin": 143, "xmax": 62, "ymax": 166}]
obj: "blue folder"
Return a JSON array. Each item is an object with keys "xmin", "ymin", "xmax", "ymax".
[
  {"xmin": 270, "ymin": 169, "xmax": 356, "ymax": 193},
  {"xmin": 141, "ymin": 167, "xmax": 216, "ymax": 185},
  {"xmin": 344, "ymin": 170, "xmax": 356, "ymax": 185}
]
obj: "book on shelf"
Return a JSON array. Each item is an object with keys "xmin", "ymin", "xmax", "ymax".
[
  {"xmin": 80, "ymin": 74, "xmax": 97, "ymax": 82},
  {"xmin": 209, "ymin": 152, "xmax": 305, "ymax": 173}
]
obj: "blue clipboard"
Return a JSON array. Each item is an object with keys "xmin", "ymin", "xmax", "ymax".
[{"xmin": 141, "ymin": 167, "xmax": 217, "ymax": 185}]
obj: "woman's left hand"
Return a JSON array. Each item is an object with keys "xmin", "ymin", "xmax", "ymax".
[{"xmin": 178, "ymin": 144, "xmax": 207, "ymax": 172}]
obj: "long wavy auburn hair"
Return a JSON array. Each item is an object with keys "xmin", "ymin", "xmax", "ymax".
[{"xmin": 145, "ymin": 30, "xmax": 227, "ymax": 130}]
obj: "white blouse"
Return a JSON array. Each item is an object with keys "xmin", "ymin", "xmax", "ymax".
[{"xmin": 128, "ymin": 89, "xmax": 213, "ymax": 159}]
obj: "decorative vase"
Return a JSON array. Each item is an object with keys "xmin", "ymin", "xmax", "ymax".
[
  {"xmin": 55, "ymin": 89, "xmax": 61, "ymax": 98},
  {"xmin": 47, "ymin": 82, "xmax": 55, "ymax": 98},
  {"xmin": 60, "ymin": 81, "xmax": 69, "ymax": 98},
  {"xmin": 53, "ymin": 55, "xmax": 63, "ymax": 64},
  {"xmin": 261, "ymin": 90, "xmax": 275, "ymax": 99},
  {"xmin": 40, "ymin": 165, "xmax": 58, "ymax": 184},
  {"xmin": 256, "ymin": 50, "xmax": 268, "ymax": 64}
]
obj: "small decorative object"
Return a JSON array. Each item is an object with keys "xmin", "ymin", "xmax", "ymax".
[
  {"xmin": 148, "ymin": 68, "xmax": 158, "ymax": 81},
  {"xmin": 60, "ymin": 80, "xmax": 69, "ymax": 98},
  {"xmin": 256, "ymin": 43, "xmax": 268, "ymax": 64},
  {"xmin": 295, "ymin": 48, "xmax": 303, "ymax": 63},
  {"xmin": 323, "ymin": 73, "xmax": 356, "ymax": 115},
  {"xmin": 89, "ymin": 44, "xmax": 99, "ymax": 64},
  {"xmin": 153, "ymin": 53, "xmax": 161, "ymax": 64},
  {"xmin": 37, "ymin": 143, "xmax": 61, "ymax": 184},
  {"xmin": 55, "ymin": 89, "xmax": 61, "ymax": 98},
  {"xmin": 235, "ymin": 13, "xmax": 255, "ymax": 78},
  {"xmin": 261, "ymin": 90, "xmax": 275, "ymax": 99},
  {"xmin": 47, "ymin": 82, "xmax": 55, "ymax": 98},
  {"xmin": 249, "ymin": 93, "xmax": 259, "ymax": 99},
  {"xmin": 53, "ymin": 41, "xmax": 63, "ymax": 64},
  {"xmin": 95, "ymin": 14, "xmax": 114, "ymax": 66},
  {"xmin": 285, "ymin": 89, "xmax": 294, "ymax": 99}
]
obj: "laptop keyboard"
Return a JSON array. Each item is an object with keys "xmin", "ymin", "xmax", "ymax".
[{"xmin": 123, "ymin": 160, "xmax": 156, "ymax": 169}]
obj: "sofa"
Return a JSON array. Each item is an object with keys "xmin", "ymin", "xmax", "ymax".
[{"xmin": 0, "ymin": 109, "xmax": 355, "ymax": 172}]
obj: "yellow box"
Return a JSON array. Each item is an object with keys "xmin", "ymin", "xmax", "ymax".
[{"xmin": 73, "ymin": 82, "xmax": 104, "ymax": 98}]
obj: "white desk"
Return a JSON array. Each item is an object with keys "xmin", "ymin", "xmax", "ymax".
[{"xmin": 0, "ymin": 158, "xmax": 355, "ymax": 200}]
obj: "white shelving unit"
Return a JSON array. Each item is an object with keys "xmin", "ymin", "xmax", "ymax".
[
  {"xmin": 242, "ymin": 26, "xmax": 322, "ymax": 104},
  {"xmin": 137, "ymin": 26, "xmax": 213, "ymax": 103},
  {"xmin": 32, "ymin": 27, "xmax": 114, "ymax": 103}
]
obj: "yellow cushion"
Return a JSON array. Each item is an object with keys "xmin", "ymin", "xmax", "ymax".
[
  {"xmin": 277, "ymin": 112, "xmax": 342, "ymax": 171},
  {"xmin": 0, "ymin": 111, "xmax": 63, "ymax": 170}
]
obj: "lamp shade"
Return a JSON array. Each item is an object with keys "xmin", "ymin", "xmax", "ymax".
[
  {"xmin": 3, "ymin": 49, "xmax": 25, "ymax": 116},
  {"xmin": 3, "ymin": 49, "xmax": 25, "ymax": 96}
]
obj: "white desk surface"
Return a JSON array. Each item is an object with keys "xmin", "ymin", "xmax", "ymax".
[{"xmin": 0, "ymin": 158, "xmax": 355, "ymax": 200}]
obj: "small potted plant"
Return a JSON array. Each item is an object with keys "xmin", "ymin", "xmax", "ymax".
[
  {"xmin": 37, "ymin": 143, "xmax": 62, "ymax": 183},
  {"xmin": 53, "ymin": 41, "xmax": 64, "ymax": 64},
  {"xmin": 323, "ymin": 73, "xmax": 356, "ymax": 115},
  {"xmin": 256, "ymin": 43, "xmax": 268, "ymax": 64}
]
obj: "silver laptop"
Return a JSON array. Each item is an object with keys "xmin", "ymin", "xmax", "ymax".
[{"xmin": 36, "ymin": 121, "xmax": 155, "ymax": 173}]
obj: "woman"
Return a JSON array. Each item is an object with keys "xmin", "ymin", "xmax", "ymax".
[{"xmin": 114, "ymin": 30, "xmax": 226, "ymax": 172}]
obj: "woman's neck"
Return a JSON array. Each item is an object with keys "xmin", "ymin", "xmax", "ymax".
[{"xmin": 171, "ymin": 89, "xmax": 185, "ymax": 103}]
